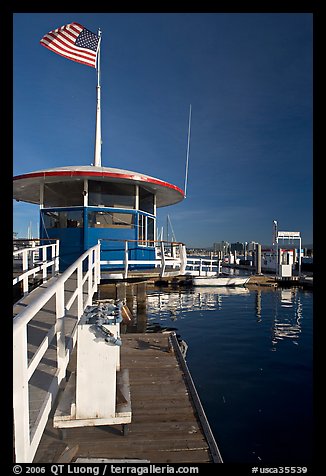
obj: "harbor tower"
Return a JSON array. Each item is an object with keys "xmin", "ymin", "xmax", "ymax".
[{"xmin": 13, "ymin": 166, "xmax": 184, "ymax": 271}]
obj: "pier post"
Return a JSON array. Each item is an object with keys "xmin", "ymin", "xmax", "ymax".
[
  {"xmin": 126, "ymin": 283, "xmax": 134, "ymax": 314},
  {"xmin": 255, "ymin": 243, "xmax": 262, "ymax": 275},
  {"xmin": 136, "ymin": 282, "xmax": 147, "ymax": 333},
  {"xmin": 116, "ymin": 282, "xmax": 127, "ymax": 301}
]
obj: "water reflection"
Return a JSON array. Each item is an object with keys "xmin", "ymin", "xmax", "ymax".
[
  {"xmin": 99, "ymin": 282, "xmax": 307, "ymax": 348},
  {"xmin": 147, "ymin": 286, "xmax": 249, "ymax": 316},
  {"xmin": 255, "ymin": 290, "xmax": 262, "ymax": 322},
  {"xmin": 271, "ymin": 288, "xmax": 303, "ymax": 347}
]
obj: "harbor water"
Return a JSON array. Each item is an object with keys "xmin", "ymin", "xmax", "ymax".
[{"xmin": 143, "ymin": 284, "xmax": 313, "ymax": 465}]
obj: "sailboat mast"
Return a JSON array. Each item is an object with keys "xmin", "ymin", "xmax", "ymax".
[{"xmin": 94, "ymin": 29, "xmax": 102, "ymax": 167}]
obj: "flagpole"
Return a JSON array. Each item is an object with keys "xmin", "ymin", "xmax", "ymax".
[{"xmin": 94, "ymin": 28, "xmax": 102, "ymax": 167}]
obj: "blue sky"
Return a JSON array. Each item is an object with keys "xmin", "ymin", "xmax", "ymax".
[{"xmin": 13, "ymin": 12, "xmax": 313, "ymax": 247}]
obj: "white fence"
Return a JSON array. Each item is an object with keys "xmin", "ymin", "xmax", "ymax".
[
  {"xmin": 99, "ymin": 239, "xmax": 187, "ymax": 278},
  {"xmin": 13, "ymin": 244, "xmax": 101, "ymax": 463},
  {"xmin": 13, "ymin": 239, "xmax": 60, "ymax": 295},
  {"xmin": 185, "ymin": 257, "xmax": 222, "ymax": 276}
]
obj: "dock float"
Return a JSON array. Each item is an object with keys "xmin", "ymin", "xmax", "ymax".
[{"xmin": 33, "ymin": 332, "xmax": 223, "ymax": 463}]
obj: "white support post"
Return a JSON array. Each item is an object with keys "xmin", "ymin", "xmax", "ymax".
[
  {"xmin": 218, "ymin": 260, "xmax": 222, "ymax": 275},
  {"xmin": 160, "ymin": 241, "xmax": 166, "ymax": 277},
  {"xmin": 55, "ymin": 240, "xmax": 60, "ymax": 274},
  {"xmin": 42, "ymin": 245, "xmax": 47, "ymax": 282},
  {"xmin": 22, "ymin": 249, "xmax": 28, "ymax": 295},
  {"xmin": 91, "ymin": 249, "xmax": 95, "ymax": 291},
  {"xmin": 39, "ymin": 183, "xmax": 44, "ymax": 209},
  {"xmin": 56, "ymin": 283, "xmax": 66, "ymax": 382},
  {"xmin": 87, "ymin": 265, "xmax": 92, "ymax": 307},
  {"xmin": 298, "ymin": 236, "xmax": 302, "ymax": 276},
  {"xmin": 124, "ymin": 241, "xmax": 129, "ymax": 279},
  {"xmin": 179, "ymin": 244, "xmax": 187, "ymax": 275},
  {"xmin": 96, "ymin": 241, "xmax": 101, "ymax": 284},
  {"xmin": 83, "ymin": 179, "xmax": 88, "ymax": 207},
  {"xmin": 51, "ymin": 244, "xmax": 56, "ymax": 277},
  {"xmin": 30, "ymin": 241, "xmax": 36, "ymax": 270},
  {"xmin": 135, "ymin": 185, "xmax": 139, "ymax": 210},
  {"xmin": 13, "ymin": 326, "xmax": 30, "ymax": 462},
  {"xmin": 77, "ymin": 262, "xmax": 83, "ymax": 319}
]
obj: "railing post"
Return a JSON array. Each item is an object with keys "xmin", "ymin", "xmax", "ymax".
[
  {"xmin": 124, "ymin": 241, "xmax": 129, "ymax": 279},
  {"xmin": 22, "ymin": 249, "xmax": 29, "ymax": 295},
  {"xmin": 86, "ymin": 252, "xmax": 92, "ymax": 307},
  {"xmin": 179, "ymin": 244, "xmax": 187, "ymax": 275},
  {"xmin": 160, "ymin": 241, "xmax": 166, "ymax": 277},
  {"xmin": 55, "ymin": 282, "xmax": 66, "ymax": 382},
  {"xmin": 96, "ymin": 242, "xmax": 101, "ymax": 284},
  {"xmin": 51, "ymin": 244, "xmax": 55, "ymax": 277},
  {"xmin": 42, "ymin": 245, "xmax": 47, "ymax": 283},
  {"xmin": 29, "ymin": 241, "xmax": 35, "ymax": 270},
  {"xmin": 55, "ymin": 240, "xmax": 60, "ymax": 274},
  {"xmin": 91, "ymin": 247, "xmax": 99, "ymax": 294},
  {"xmin": 77, "ymin": 261, "xmax": 83, "ymax": 319},
  {"xmin": 218, "ymin": 259, "xmax": 222, "ymax": 275},
  {"xmin": 13, "ymin": 326, "xmax": 30, "ymax": 462},
  {"xmin": 171, "ymin": 243, "xmax": 176, "ymax": 269}
]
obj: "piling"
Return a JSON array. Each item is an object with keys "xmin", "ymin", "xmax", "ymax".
[
  {"xmin": 136, "ymin": 282, "xmax": 147, "ymax": 333},
  {"xmin": 255, "ymin": 243, "xmax": 262, "ymax": 275}
]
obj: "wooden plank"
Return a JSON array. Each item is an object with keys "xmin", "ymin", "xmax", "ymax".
[{"xmin": 33, "ymin": 332, "xmax": 219, "ymax": 463}]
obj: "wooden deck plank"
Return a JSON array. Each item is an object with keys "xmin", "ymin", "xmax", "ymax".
[{"xmin": 33, "ymin": 333, "xmax": 218, "ymax": 463}]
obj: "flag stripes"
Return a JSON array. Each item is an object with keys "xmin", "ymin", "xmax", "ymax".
[{"xmin": 40, "ymin": 22, "xmax": 99, "ymax": 68}]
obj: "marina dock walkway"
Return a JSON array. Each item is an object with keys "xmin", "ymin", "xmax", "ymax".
[{"xmin": 33, "ymin": 332, "xmax": 222, "ymax": 463}]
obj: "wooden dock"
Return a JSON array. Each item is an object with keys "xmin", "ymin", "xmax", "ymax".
[
  {"xmin": 12, "ymin": 273, "xmax": 221, "ymax": 464},
  {"xmin": 32, "ymin": 332, "xmax": 222, "ymax": 463}
]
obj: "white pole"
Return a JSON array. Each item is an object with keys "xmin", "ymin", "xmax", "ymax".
[
  {"xmin": 94, "ymin": 29, "xmax": 102, "ymax": 167},
  {"xmin": 184, "ymin": 104, "xmax": 192, "ymax": 198}
]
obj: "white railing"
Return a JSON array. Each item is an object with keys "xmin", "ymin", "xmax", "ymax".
[
  {"xmin": 186, "ymin": 257, "xmax": 222, "ymax": 276},
  {"xmin": 13, "ymin": 239, "xmax": 60, "ymax": 296},
  {"xmin": 13, "ymin": 243, "xmax": 101, "ymax": 463},
  {"xmin": 99, "ymin": 239, "xmax": 187, "ymax": 278}
]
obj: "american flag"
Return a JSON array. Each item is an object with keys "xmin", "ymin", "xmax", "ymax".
[{"xmin": 40, "ymin": 23, "xmax": 100, "ymax": 68}]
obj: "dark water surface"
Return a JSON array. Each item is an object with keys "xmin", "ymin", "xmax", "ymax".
[{"xmin": 144, "ymin": 285, "xmax": 313, "ymax": 465}]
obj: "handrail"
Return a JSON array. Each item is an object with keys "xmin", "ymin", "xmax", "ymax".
[
  {"xmin": 13, "ymin": 239, "xmax": 60, "ymax": 296},
  {"xmin": 99, "ymin": 239, "xmax": 187, "ymax": 278},
  {"xmin": 13, "ymin": 243, "xmax": 101, "ymax": 463}
]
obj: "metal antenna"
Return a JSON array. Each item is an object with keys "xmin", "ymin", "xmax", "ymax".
[{"xmin": 184, "ymin": 104, "xmax": 192, "ymax": 198}]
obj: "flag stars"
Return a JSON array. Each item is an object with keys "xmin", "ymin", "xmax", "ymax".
[{"xmin": 75, "ymin": 29, "xmax": 99, "ymax": 52}]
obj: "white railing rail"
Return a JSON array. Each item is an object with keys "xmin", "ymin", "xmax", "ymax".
[
  {"xmin": 186, "ymin": 257, "xmax": 222, "ymax": 276},
  {"xmin": 99, "ymin": 239, "xmax": 187, "ymax": 278},
  {"xmin": 13, "ymin": 243, "xmax": 101, "ymax": 463},
  {"xmin": 13, "ymin": 239, "xmax": 60, "ymax": 295}
]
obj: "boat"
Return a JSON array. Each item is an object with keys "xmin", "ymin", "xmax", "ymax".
[{"xmin": 192, "ymin": 274, "xmax": 250, "ymax": 287}]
